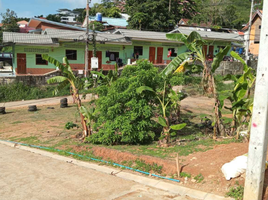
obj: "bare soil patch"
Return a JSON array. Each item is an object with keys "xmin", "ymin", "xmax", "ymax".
[{"xmin": 0, "ymin": 97, "xmax": 256, "ymax": 198}]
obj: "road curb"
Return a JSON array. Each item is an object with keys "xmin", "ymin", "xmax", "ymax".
[{"xmin": 0, "ymin": 140, "xmax": 233, "ymax": 200}]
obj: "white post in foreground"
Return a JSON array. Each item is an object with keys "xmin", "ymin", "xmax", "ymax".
[{"xmin": 244, "ymin": 1, "xmax": 268, "ymax": 199}]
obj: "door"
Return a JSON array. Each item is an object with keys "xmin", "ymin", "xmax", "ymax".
[
  {"xmin": 203, "ymin": 45, "xmax": 208, "ymax": 59},
  {"xmin": 157, "ymin": 47, "xmax": 163, "ymax": 64},
  {"xmin": 96, "ymin": 51, "xmax": 102, "ymax": 70},
  {"xmin": 208, "ymin": 46, "xmax": 214, "ymax": 59},
  {"xmin": 149, "ymin": 47, "xmax": 156, "ymax": 64},
  {"xmin": 88, "ymin": 51, "xmax": 102, "ymax": 70},
  {"xmin": 17, "ymin": 53, "xmax": 26, "ymax": 74}
]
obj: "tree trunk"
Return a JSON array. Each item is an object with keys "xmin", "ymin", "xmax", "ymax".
[
  {"xmin": 212, "ymin": 76, "xmax": 225, "ymax": 137},
  {"xmin": 202, "ymin": 61, "xmax": 225, "ymax": 137},
  {"xmin": 75, "ymin": 91, "xmax": 89, "ymax": 138},
  {"xmin": 159, "ymin": 117, "xmax": 170, "ymax": 147},
  {"xmin": 202, "ymin": 62, "xmax": 214, "ymax": 94}
]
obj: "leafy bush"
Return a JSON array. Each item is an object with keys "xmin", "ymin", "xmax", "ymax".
[
  {"xmin": 226, "ymin": 185, "xmax": 244, "ymax": 200},
  {"xmin": 87, "ymin": 60, "xmax": 164, "ymax": 145},
  {"xmin": 65, "ymin": 122, "xmax": 79, "ymax": 130},
  {"xmin": 170, "ymin": 73, "xmax": 201, "ymax": 86},
  {"xmin": 0, "ymin": 82, "xmax": 70, "ymax": 102}
]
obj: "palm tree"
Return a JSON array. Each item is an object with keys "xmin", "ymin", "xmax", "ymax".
[
  {"xmin": 42, "ymin": 55, "xmax": 89, "ymax": 138},
  {"xmin": 161, "ymin": 31, "xmax": 230, "ymax": 137}
]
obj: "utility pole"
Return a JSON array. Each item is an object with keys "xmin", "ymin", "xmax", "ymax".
[
  {"xmin": 245, "ymin": 0, "xmax": 254, "ymax": 65},
  {"xmin": 84, "ymin": 0, "xmax": 90, "ymax": 78},
  {"xmin": 244, "ymin": 0, "xmax": 268, "ymax": 199},
  {"xmin": 169, "ymin": 0, "xmax": 171, "ymax": 12}
]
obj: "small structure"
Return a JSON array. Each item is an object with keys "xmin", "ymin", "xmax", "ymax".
[
  {"xmin": 242, "ymin": 10, "xmax": 262, "ymax": 57},
  {"xmin": 82, "ymin": 14, "xmax": 128, "ymax": 31},
  {"xmin": 28, "ymin": 18, "xmax": 86, "ymax": 32}
]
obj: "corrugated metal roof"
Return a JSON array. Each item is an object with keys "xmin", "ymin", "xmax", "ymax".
[
  {"xmin": 44, "ymin": 29, "xmax": 131, "ymax": 44},
  {"xmin": 113, "ymin": 29, "xmax": 169, "ymax": 41},
  {"xmin": 89, "ymin": 16, "xmax": 128, "ymax": 27},
  {"xmin": 3, "ymin": 32, "xmax": 55, "ymax": 45},
  {"xmin": 171, "ymin": 28, "xmax": 242, "ymax": 42},
  {"xmin": 29, "ymin": 18, "xmax": 86, "ymax": 31}
]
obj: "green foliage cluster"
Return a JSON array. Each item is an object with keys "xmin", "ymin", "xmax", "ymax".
[
  {"xmin": 170, "ymin": 74, "xmax": 201, "ymax": 86},
  {"xmin": 226, "ymin": 185, "xmax": 244, "ymax": 200},
  {"xmin": 89, "ymin": 1, "xmax": 121, "ymax": 18},
  {"xmin": 125, "ymin": 0, "xmax": 198, "ymax": 31},
  {"xmin": 0, "ymin": 82, "xmax": 70, "ymax": 102},
  {"xmin": 194, "ymin": 173, "xmax": 204, "ymax": 183},
  {"xmin": 121, "ymin": 159, "xmax": 163, "ymax": 174},
  {"xmin": 87, "ymin": 60, "xmax": 164, "ymax": 145},
  {"xmin": 65, "ymin": 122, "xmax": 79, "ymax": 130},
  {"xmin": 0, "ymin": 9, "xmax": 20, "ymax": 43},
  {"xmin": 191, "ymin": 0, "xmax": 257, "ymax": 29}
]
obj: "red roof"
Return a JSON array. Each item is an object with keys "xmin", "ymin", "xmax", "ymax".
[
  {"xmin": 242, "ymin": 10, "xmax": 262, "ymax": 31},
  {"xmin": 17, "ymin": 20, "xmax": 28, "ymax": 25}
]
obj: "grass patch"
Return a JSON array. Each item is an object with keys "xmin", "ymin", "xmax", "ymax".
[
  {"xmin": 226, "ymin": 185, "xmax": 244, "ymax": 200},
  {"xmin": 0, "ymin": 82, "xmax": 70, "ymax": 103},
  {"xmin": 11, "ymin": 121, "xmax": 24, "ymax": 124},
  {"xmin": 194, "ymin": 173, "xmax": 204, "ymax": 183}
]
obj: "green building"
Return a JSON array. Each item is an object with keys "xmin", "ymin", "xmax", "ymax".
[{"xmin": 2, "ymin": 28, "xmax": 242, "ymax": 75}]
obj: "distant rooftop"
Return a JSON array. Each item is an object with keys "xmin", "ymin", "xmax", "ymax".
[
  {"xmin": 29, "ymin": 18, "xmax": 86, "ymax": 31},
  {"xmin": 88, "ymin": 16, "xmax": 128, "ymax": 27}
]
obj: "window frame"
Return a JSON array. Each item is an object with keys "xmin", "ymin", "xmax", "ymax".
[
  {"xmin": 66, "ymin": 49, "xmax": 77, "ymax": 60},
  {"xmin": 35, "ymin": 54, "xmax": 48, "ymax": 65},
  {"xmin": 134, "ymin": 46, "xmax": 143, "ymax": 56},
  {"xmin": 168, "ymin": 48, "xmax": 177, "ymax": 57},
  {"xmin": 109, "ymin": 52, "xmax": 119, "ymax": 62}
]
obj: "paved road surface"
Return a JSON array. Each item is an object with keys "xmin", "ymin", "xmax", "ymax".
[{"xmin": 0, "ymin": 143, "xmax": 190, "ymax": 200}]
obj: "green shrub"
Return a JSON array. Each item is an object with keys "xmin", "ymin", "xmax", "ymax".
[
  {"xmin": 0, "ymin": 82, "xmax": 70, "ymax": 102},
  {"xmin": 226, "ymin": 185, "xmax": 244, "ymax": 200},
  {"xmin": 169, "ymin": 73, "xmax": 201, "ymax": 86},
  {"xmin": 87, "ymin": 60, "xmax": 164, "ymax": 145}
]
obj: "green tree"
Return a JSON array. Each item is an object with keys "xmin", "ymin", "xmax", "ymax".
[
  {"xmin": 46, "ymin": 14, "xmax": 61, "ymax": 22},
  {"xmin": 125, "ymin": 0, "xmax": 198, "ymax": 31},
  {"xmin": 42, "ymin": 55, "xmax": 89, "ymax": 138},
  {"xmin": 162, "ymin": 31, "xmax": 230, "ymax": 137},
  {"xmin": 0, "ymin": 9, "xmax": 20, "ymax": 43},
  {"xmin": 89, "ymin": 21, "xmax": 104, "ymax": 31}
]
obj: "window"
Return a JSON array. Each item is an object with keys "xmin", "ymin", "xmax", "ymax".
[
  {"xmin": 36, "ymin": 54, "xmax": 48, "ymax": 65},
  {"xmin": 259, "ymin": 25, "xmax": 261, "ymax": 29},
  {"xmin": 109, "ymin": 52, "xmax": 119, "ymax": 61},
  {"xmin": 66, "ymin": 50, "xmax": 77, "ymax": 60},
  {"xmin": 168, "ymin": 48, "xmax": 177, "ymax": 57},
  {"xmin": 134, "ymin": 46, "xmax": 143, "ymax": 56}
]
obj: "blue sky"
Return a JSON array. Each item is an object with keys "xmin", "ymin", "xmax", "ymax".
[{"xmin": 0, "ymin": 0, "xmax": 102, "ymax": 20}]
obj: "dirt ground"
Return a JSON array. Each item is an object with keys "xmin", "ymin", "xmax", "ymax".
[{"xmin": 1, "ymin": 96, "xmax": 267, "ymax": 198}]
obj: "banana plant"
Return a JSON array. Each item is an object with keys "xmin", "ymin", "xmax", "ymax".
[
  {"xmin": 137, "ymin": 81, "xmax": 186, "ymax": 146},
  {"xmin": 80, "ymin": 106, "xmax": 95, "ymax": 136},
  {"xmin": 90, "ymin": 63, "xmax": 119, "ymax": 87},
  {"xmin": 162, "ymin": 31, "xmax": 230, "ymax": 137},
  {"xmin": 42, "ymin": 55, "xmax": 89, "ymax": 138},
  {"xmin": 220, "ymin": 51, "xmax": 256, "ymax": 139}
]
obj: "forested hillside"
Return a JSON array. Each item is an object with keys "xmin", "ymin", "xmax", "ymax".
[{"xmin": 190, "ymin": 0, "xmax": 262, "ymax": 29}]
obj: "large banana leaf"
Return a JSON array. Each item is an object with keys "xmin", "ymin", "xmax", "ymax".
[
  {"xmin": 230, "ymin": 51, "xmax": 248, "ymax": 71},
  {"xmin": 166, "ymin": 33, "xmax": 194, "ymax": 51},
  {"xmin": 136, "ymin": 86, "xmax": 155, "ymax": 94},
  {"xmin": 211, "ymin": 46, "xmax": 231, "ymax": 73},
  {"xmin": 170, "ymin": 123, "xmax": 186, "ymax": 130},
  {"xmin": 42, "ymin": 54, "xmax": 65, "ymax": 72},
  {"xmin": 47, "ymin": 76, "xmax": 68, "ymax": 84},
  {"xmin": 160, "ymin": 52, "xmax": 190, "ymax": 77}
]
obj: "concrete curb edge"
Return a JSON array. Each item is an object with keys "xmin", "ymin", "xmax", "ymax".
[{"xmin": 0, "ymin": 140, "xmax": 234, "ymax": 200}]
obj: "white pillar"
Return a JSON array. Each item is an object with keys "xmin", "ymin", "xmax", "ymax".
[{"xmin": 244, "ymin": 1, "xmax": 268, "ymax": 199}]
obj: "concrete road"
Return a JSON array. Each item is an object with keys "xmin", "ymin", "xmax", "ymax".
[{"xmin": 0, "ymin": 143, "xmax": 190, "ymax": 200}]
